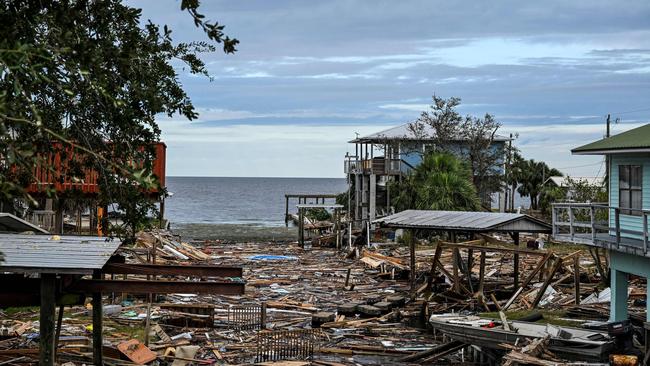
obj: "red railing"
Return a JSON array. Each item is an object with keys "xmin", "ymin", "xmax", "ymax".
[{"xmin": 26, "ymin": 142, "xmax": 166, "ymax": 195}]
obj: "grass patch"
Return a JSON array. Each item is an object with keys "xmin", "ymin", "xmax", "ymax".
[
  {"xmin": 1, "ymin": 306, "xmax": 40, "ymax": 318},
  {"xmin": 105, "ymin": 321, "xmax": 146, "ymax": 340}
]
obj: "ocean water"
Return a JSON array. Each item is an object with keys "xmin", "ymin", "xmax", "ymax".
[{"xmin": 165, "ymin": 177, "xmax": 348, "ymax": 227}]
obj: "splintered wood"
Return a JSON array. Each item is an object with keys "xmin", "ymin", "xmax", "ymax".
[{"xmin": 0, "ymin": 229, "xmax": 639, "ymax": 365}]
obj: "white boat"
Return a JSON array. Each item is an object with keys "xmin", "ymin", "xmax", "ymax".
[{"xmin": 429, "ymin": 314, "xmax": 614, "ymax": 362}]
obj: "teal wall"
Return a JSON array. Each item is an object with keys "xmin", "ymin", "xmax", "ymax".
[
  {"xmin": 609, "ymin": 250, "xmax": 650, "ymax": 321},
  {"xmin": 609, "ymin": 154, "xmax": 650, "ymax": 239}
]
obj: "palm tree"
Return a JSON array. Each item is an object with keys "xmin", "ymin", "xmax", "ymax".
[
  {"xmin": 392, "ymin": 153, "xmax": 481, "ymax": 212},
  {"xmin": 517, "ymin": 159, "xmax": 562, "ymax": 210}
]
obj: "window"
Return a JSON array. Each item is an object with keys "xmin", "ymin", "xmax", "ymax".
[{"xmin": 619, "ymin": 165, "xmax": 642, "ymax": 216}]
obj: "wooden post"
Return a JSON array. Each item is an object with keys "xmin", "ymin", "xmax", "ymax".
[
  {"xmin": 285, "ymin": 196, "xmax": 289, "ymax": 226},
  {"xmin": 574, "ymin": 255, "xmax": 581, "ymax": 304},
  {"xmin": 477, "ymin": 250, "xmax": 486, "ymax": 301},
  {"xmin": 261, "ymin": 302, "xmax": 267, "ymax": 329},
  {"xmin": 452, "ymin": 248, "xmax": 460, "ymax": 293},
  {"xmin": 298, "ymin": 207, "xmax": 304, "ymax": 247},
  {"xmin": 92, "ymin": 271, "xmax": 103, "ymax": 365},
  {"xmin": 615, "ymin": 207, "xmax": 621, "ymax": 248},
  {"xmin": 531, "ymin": 257, "xmax": 563, "ymax": 309},
  {"xmin": 335, "ymin": 208, "xmax": 341, "ymax": 250},
  {"xmin": 428, "ymin": 244, "xmax": 444, "ymax": 289},
  {"xmin": 409, "ymin": 230, "xmax": 416, "ymax": 290},
  {"xmin": 159, "ymin": 197, "xmax": 165, "ymax": 229},
  {"xmin": 54, "ymin": 304, "xmax": 64, "ymax": 361},
  {"xmin": 345, "ymin": 268, "xmax": 352, "ymax": 288},
  {"xmin": 503, "ymin": 252, "xmax": 553, "ymax": 311},
  {"xmin": 590, "ymin": 205, "xmax": 597, "ymax": 243},
  {"xmin": 466, "ymin": 248, "xmax": 474, "ymax": 293},
  {"xmin": 512, "ymin": 232, "xmax": 520, "ymax": 288},
  {"xmin": 39, "ymin": 274, "xmax": 56, "ymax": 366},
  {"xmin": 569, "ymin": 207, "xmax": 575, "ymax": 241},
  {"xmin": 551, "ymin": 206, "xmax": 557, "ymax": 236},
  {"xmin": 642, "ymin": 212, "xmax": 648, "ymax": 254}
]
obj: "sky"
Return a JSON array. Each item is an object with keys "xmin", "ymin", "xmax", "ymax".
[{"xmin": 132, "ymin": 0, "xmax": 650, "ymax": 178}]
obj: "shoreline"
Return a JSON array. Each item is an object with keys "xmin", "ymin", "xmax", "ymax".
[{"xmin": 171, "ymin": 222, "xmax": 299, "ymax": 242}]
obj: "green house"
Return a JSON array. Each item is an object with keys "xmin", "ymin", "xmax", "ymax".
[{"xmin": 553, "ymin": 123, "xmax": 650, "ymax": 322}]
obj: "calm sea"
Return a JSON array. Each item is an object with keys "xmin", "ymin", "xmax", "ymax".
[{"xmin": 165, "ymin": 177, "xmax": 348, "ymax": 227}]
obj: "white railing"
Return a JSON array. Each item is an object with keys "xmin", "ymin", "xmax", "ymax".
[
  {"xmin": 343, "ymin": 157, "xmax": 414, "ymax": 175},
  {"xmin": 552, "ymin": 202, "xmax": 650, "ymax": 255}
]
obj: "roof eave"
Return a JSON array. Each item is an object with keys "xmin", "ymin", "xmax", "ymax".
[{"xmin": 572, "ymin": 147, "xmax": 650, "ymax": 155}]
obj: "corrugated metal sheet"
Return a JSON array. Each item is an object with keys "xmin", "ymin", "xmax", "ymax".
[
  {"xmin": 0, "ymin": 213, "xmax": 49, "ymax": 233},
  {"xmin": 0, "ymin": 234, "xmax": 119, "ymax": 274},
  {"xmin": 373, "ymin": 210, "xmax": 551, "ymax": 233}
]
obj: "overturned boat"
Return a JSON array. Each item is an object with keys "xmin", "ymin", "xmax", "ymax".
[{"xmin": 429, "ymin": 314, "xmax": 614, "ymax": 362}]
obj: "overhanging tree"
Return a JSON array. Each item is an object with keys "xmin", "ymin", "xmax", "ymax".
[
  {"xmin": 0, "ymin": 0, "xmax": 237, "ymax": 243},
  {"xmin": 408, "ymin": 96, "xmax": 507, "ymax": 206}
]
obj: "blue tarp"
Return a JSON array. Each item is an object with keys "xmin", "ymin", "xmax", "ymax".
[{"xmin": 248, "ymin": 255, "xmax": 298, "ymax": 261}]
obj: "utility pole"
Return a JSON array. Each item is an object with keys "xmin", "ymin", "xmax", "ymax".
[
  {"xmin": 605, "ymin": 114, "xmax": 611, "ymax": 194},
  {"xmin": 505, "ymin": 133, "xmax": 513, "ymax": 211}
]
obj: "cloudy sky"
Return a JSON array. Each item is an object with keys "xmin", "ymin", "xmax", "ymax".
[{"xmin": 133, "ymin": 1, "xmax": 650, "ymax": 178}]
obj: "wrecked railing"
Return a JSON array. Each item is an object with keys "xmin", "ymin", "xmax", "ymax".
[
  {"xmin": 227, "ymin": 303, "xmax": 266, "ymax": 330},
  {"xmin": 256, "ymin": 328, "xmax": 320, "ymax": 362}
]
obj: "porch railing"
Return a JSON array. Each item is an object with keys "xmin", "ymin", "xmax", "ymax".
[
  {"xmin": 343, "ymin": 157, "xmax": 413, "ymax": 175},
  {"xmin": 552, "ymin": 202, "xmax": 650, "ymax": 255}
]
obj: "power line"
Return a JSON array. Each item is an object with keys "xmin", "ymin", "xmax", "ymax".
[{"xmin": 556, "ymin": 161, "xmax": 603, "ymax": 170}]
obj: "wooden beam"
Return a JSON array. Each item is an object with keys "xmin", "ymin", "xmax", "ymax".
[
  {"xmin": 54, "ymin": 305, "xmax": 64, "ymax": 362},
  {"xmin": 409, "ymin": 230, "xmax": 416, "ymax": 290},
  {"xmin": 452, "ymin": 248, "xmax": 460, "ymax": 293},
  {"xmin": 299, "ymin": 207, "xmax": 305, "ymax": 247},
  {"xmin": 512, "ymin": 232, "xmax": 520, "ymax": 288},
  {"xmin": 503, "ymin": 252, "xmax": 553, "ymax": 311},
  {"xmin": 101, "ymin": 263, "xmax": 243, "ymax": 277},
  {"xmin": 531, "ymin": 257, "xmax": 564, "ymax": 309},
  {"xmin": 427, "ymin": 244, "xmax": 444, "ymax": 289},
  {"xmin": 476, "ymin": 250, "xmax": 486, "ymax": 304},
  {"xmin": 39, "ymin": 274, "xmax": 56, "ymax": 366},
  {"xmin": 68, "ymin": 279, "xmax": 245, "ymax": 295},
  {"xmin": 466, "ymin": 248, "xmax": 474, "ymax": 293},
  {"xmin": 574, "ymin": 255, "xmax": 581, "ymax": 305},
  {"xmin": 437, "ymin": 241, "xmax": 546, "ymax": 256},
  {"xmin": 92, "ymin": 271, "xmax": 103, "ymax": 366}
]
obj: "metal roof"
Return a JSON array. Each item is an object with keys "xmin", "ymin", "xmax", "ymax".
[
  {"xmin": 544, "ymin": 176, "xmax": 605, "ymax": 188},
  {"xmin": 0, "ymin": 234, "xmax": 119, "ymax": 274},
  {"xmin": 374, "ymin": 210, "xmax": 551, "ymax": 233},
  {"xmin": 349, "ymin": 122, "xmax": 511, "ymax": 143},
  {"xmin": 0, "ymin": 213, "xmax": 49, "ymax": 234},
  {"xmin": 296, "ymin": 204, "xmax": 344, "ymax": 209},
  {"xmin": 572, "ymin": 123, "xmax": 650, "ymax": 155}
]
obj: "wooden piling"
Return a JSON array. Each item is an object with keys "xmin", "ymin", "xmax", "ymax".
[
  {"xmin": 39, "ymin": 274, "xmax": 56, "ymax": 366},
  {"xmin": 92, "ymin": 271, "xmax": 103, "ymax": 365},
  {"xmin": 512, "ymin": 232, "xmax": 520, "ymax": 288},
  {"xmin": 574, "ymin": 255, "xmax": 581, "ymax": 304},
  {"xmin": 409, "ymin": 230, "xmax": 416, "ymax": 290},
  {"xmin": 298, "ymin": 207, "xmax": 305, "ymax": 247}
]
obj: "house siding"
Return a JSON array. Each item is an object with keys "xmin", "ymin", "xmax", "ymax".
[
  {"xmin": 609, "ymin": 154, "xmax": 650, "ymax": 239},
  {"xmin": 397, "ymin": 141, "xmax": 506, "ymax": 174}
]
